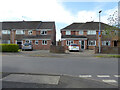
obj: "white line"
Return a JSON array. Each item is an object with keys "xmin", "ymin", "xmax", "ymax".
[
  {"xmin": 102, "ymin": 80, "xmax": 117, "ymax": 83},
  {"xmin": 114, "ymin": 75, "xmax": 120, "ymax": 77},
  {"xmin": 97, "ymin": 75, "xmax": 110, "ymax": 77},
  {"xmin": 79, "ymin": 75, "xmax": 92, "ymax": 77}
]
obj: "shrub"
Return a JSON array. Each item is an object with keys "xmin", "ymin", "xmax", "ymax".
[{"xmin": 0, "ymin": 44, "xmax": 19, "ymax": 52}]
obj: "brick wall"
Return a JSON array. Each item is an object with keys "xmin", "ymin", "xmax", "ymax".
[
  {"xmin": 50, "ymin": 45, "xmax": 65, "ymax": 53},
  {"xmin": 95, "ymin": 46, "xmax": 120, "ymax": 54}
]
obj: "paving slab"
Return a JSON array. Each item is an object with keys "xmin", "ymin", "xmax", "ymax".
[{"xmin": 2, "ymin": 74, "xmax": 60, "ymax": 85}]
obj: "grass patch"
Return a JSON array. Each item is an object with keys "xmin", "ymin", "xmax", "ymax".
[
  {"xmin": 18, "ymin": 49, "xmax": 21, "ymax": 52},
  {"xmin": 95, "ymin": 55, "xmax": 120, "ymax": 58}
]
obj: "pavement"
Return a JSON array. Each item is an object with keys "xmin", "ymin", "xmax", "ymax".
[
  {"xmin": 2, "ymin": 50, "xmax": 96, "ymax": 58},
  {"xmin": 1, "ymin": 73, "xmax": 118, "ymax": 88},
  {"xmin": 2, "ymin": 50, "xmax": 120, "ymax": 58}
]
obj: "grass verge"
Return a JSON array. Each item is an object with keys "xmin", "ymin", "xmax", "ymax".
[{"xmin": 95, "ymin": 55, "xmax": 120, "ymax": 58}]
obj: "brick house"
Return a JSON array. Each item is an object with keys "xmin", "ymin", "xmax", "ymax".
[
  {"xmin": 1, "ymin": 21, "xmax": 56, "ymax": 50},
  {"xmin": 61, "ymin": 22, "xmax": 120, "ymax": 50}
]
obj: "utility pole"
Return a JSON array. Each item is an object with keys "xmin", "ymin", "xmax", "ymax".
[{"xmin": 99, "ymin": 10, "xmax": 102, "ymax": 53}]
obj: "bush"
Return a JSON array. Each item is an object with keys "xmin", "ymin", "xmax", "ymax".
[{"xmin": 0, "ymin": 44, "xmax": 19, "ymax": 52}]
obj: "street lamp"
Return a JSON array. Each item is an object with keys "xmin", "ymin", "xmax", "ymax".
[{"xmin": 99, "ymin": 10, "xmax": 102, "ymax": 53}]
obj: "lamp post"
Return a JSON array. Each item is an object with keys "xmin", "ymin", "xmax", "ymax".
[{"xmin": 99, "ymin": 10, "xmax": 102, "ymax": 53}]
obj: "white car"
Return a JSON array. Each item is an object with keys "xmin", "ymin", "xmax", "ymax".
[{"xmin": 68, "ymin": 44, "xmax": 80, "ymax": 52}]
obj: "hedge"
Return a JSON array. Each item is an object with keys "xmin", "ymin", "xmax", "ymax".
[{"xmin": 0, "ymin": 44, "xmax": 19, "ymax": 52}]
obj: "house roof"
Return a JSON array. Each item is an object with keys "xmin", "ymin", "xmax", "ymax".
[
  {"xmin": 61, "ymin": 22, "xmax": 113, "ymax": 30},
  {"xmin": 2, "ymin": 21, "xmax": 55, "ymax": 30}
]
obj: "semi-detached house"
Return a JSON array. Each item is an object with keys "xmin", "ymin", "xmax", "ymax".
[
  {"xmin": 61, "ymin": 22, "xmax": 120, "ymax": 50},
  {"xmin": 1, "ymin": 21, "xmax": 56, "ymax": 50}
]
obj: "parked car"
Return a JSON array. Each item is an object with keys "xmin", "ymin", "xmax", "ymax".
[
  {"xmin": 68, "ymin": 44, "xmax": 80, "ymax": 52},
  {"xmin": 22, "ymin": 43, "xmax": 33, "ymax": 51}
]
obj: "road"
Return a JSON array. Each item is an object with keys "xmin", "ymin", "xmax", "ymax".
[{"xmin": 2, "ymin": 55, "xmax": 119, "ymax": 86}]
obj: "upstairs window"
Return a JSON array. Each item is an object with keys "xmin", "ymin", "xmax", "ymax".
[
  {"xmin": 41, "ymin": 30, "xmax": 47, "ymax": 35},
  {"xmin": 88, "ymin": 40, "xmax": 96, "ymax": 46},
  {"xmin": 79, "ymin": 30, "xmax": 83, "ymax": 35},
  {"xmin": 16, "ymin": 30, "xmax": 25, "ymax": 34},
  {"xmin": 66, "ymin": 31, "xmax": 71, "ymax": 35},
  {"xmin": 87, "ymin": 30, "xmax": 96, "ymax": 35},
  {"xmin": 2, "ymin": 30, "xmax": 10, "ymax": 34},
  {"xmin": 28, "ymin": 30, "xmax": 32, "ymax": 35}
]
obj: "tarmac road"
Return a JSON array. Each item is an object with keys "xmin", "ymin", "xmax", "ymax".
[{"xmin": 2, "ymin": 55, "xmax": 119, "ymax": 87}]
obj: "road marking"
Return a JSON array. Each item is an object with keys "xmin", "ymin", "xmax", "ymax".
[
  {"xmin": 79, "ymin": 75, "xmax": 92, "ymax": 78},
  {"xmin": 102, "ymin": 80, "xmax": 117, "ymax": 83},
  {"xmin": 97, "ymin": 75, "xmax": 110, "ymax": 77},
  {"xmin": 114, "ymin": 75, "xmax": 120, "ymax": 77}
]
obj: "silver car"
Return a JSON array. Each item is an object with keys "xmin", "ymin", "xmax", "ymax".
[{"xmin": 22, "ymin": 43, "xmax": 33, "ymax": 51}]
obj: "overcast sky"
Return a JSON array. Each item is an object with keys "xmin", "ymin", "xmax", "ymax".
[{"xmin": 0, "ymin": 0, "xmax": 119, "ymax": 41}]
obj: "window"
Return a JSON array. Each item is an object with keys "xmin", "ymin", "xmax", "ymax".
[
  {"xmin": 41, "ymin": 30, "xmax": 47, "ymax": 35},
  {"xmin": 66, "ymin": 40, "xmax": 73, "ymax": 46},
  {"xmin": 35, "ymin": 40, "xmax": 38, "ymax": 45},
  {"xmin": 87, "ymin": 30, "xmax": 96, "ymax": 35},
  {"xmin": 79, "ymin": 31, "xmax": 83, "ymax": 35},
  {"xmin": 2, "ymin": 40, "xmax": 10, "ymax": 44},
  {"xmin": 114, "ymin": 30, "xmax": 118, "ymax": 35},
  {"xmin": 16, "ymin": 30, "xmax": 25, "ymax": 34},
  {"xmin": 2, "ymin": 30, "xmax": 10, "ymax": 34},
  {"xmin": 66, "ymin": 31, "xmax": 71, "ymax": 35},
  {"xmin": 28, "ymin": 30, "xmax": 32, "ymax": 35},
  {"xmin": 102, "ymin": 41, "xmax": 110, "ymax": 46},
  {"xmin": 88, "ymin": 41, "xmax": 96, "ymax": 46},
  {"xmin": 25, "ymin": 40, "xmax": 32, "ymax": 43},
  {"xmin": 42, "ymin": 40, "xmax": 47, "ymax": 45}
]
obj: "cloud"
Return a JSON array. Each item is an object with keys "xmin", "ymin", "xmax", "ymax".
[
  {"xmin": 0, "ymin": 0, "xmax": 118, "ymax": 40},
  {"xmin": 0, "ymin": 0, "xmax": 74, "ymax": 24}
]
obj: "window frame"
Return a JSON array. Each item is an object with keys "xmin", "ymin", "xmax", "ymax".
[
  {"xmin": 41, "ymin": 30, "xmax": 47, "ymax": 35},
  {"xmin": 28, "ymin": 30, "xmax": 33, "ymax": 35},
  {"xmin": 42, "ymin": 40, "xmax": 47, "ymax": 45},
  {"xmin": 79, "ymin": 30, "xmax": 83, "ymax": 35},
  {"xmin": 35, "ymin": 40, "xmax": 38, "ymax": 45},
  {"xmin": 2, "ymin": 40, "xmax": 10, "ymax": 44},
  {"xmin": 66, "ymin": 40, "xmax": 73, "ymax": 46},
  {"xmin": 66, "ymin": 31, "xmax": 71, "ymax": 35},
  {"xmin": 2, "ymin": 30, "xmax": 10, "ymax": 34},
  {"xmin": 102, "ymin": 41, "xmax": 110, "ymax": 46},
  {"xmin": 88, "ymin": 40, "xmax": 96, "ymax": 46},
  {"xmin": 87, "ymin": 30, "xmax": 96, "ymax": 35},
  {"xmin": 16, "ymin": 30, "xmax": 25, "ymax": 34}
]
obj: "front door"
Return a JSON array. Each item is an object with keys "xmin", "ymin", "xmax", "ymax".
[
  {"xmin": 81, "ymin": 41, "xmax": 84, "ymax": 49},
  {"xmin": 114, "ymin": 41, "xmax": 118, "ymax": 47}
]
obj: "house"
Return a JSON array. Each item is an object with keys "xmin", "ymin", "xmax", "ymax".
[
  {"xmin": 1, "ymin": 21, "xmax": 56, "ymax": 50},
  {"xmin": 61, "ymin": 21, "xmax": 120, "ymax": 50}
]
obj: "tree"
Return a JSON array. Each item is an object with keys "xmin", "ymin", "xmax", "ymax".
[{"xmin": 103, "ymin": 10, "xmax": 119, "ymax": 38}]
